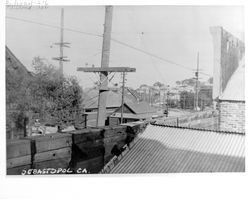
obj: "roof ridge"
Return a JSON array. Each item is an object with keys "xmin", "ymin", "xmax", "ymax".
[{"xmin": 150, "ymin": 122, "xmax": 245, "ymax": 136}]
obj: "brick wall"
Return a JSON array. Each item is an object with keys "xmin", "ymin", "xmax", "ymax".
[{"xmin": 219, "ymin": 101, "xmax": 245, "ymax": 133}]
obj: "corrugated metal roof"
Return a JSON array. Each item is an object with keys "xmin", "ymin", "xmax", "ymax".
[{"xmin": 110, "ymin": 125, "xmax": 245, "ymax": 173}]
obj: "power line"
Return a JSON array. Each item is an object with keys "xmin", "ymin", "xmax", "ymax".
[
  {"xmin": 83, "ymin": 51, "xmax": 102, "ymax": 62},
  {"xmin": 6, "ymin": 16, "xmax": 102, "ymax": 37},
  {"xmin": 109, "ymin": 72, "xmax": 116, "ymax": 82},
  {"xmin": 84, "ymin": 95, "xmax": 99, "ymax": 104},
  {"xmin": 111, "ymin": 37, "xmax": 211, "ymax": 76},
  {"xmin": 6, "ymin": 15, "xmax": 212, "ymax": 77},
  {"xmin": 83, "ymin": 96, "xmax": 99, "ymax": 109},
  {"xmin": 139, "ymin": 32, "xmax": 167, "ymax": 82},
  {"xmin": 127, "ymin": 8, "xmax": 168, "ymax": 83},
  {"xmin": 83, "ymin": 72, "xmax": 118, "ymax": 103}
]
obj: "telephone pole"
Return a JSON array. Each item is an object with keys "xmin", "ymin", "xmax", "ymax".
[
  {"xmin": 96, "ymin": 5, "xmax": 113, "ymax": 126},
  {"xmin": 59, "ymin": 8, "xmax": 64, "ymax": 73},
  {"xmin": 195, "ymin": 52, "xmax": 199, "ymax": 111},
  {"xmin": 52, "ymin": 8, "xmax": 70, "ymax": 75},
  {"xmin": 121, "ymin": 72, "xmax": 126, "ymax": 123},
  {"xmin": 77, "ymin": 6, "xmax": 136, "ymax": 127}
]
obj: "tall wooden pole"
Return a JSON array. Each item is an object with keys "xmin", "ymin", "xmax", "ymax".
[
  {"xmin": 52, "ymin": 8, "xmax": 70, "ymax": 70},
  {"xmin": 121, "ymin": 72, "xmax": 126, "ymax": 124},
  {"xmin": 195, "ymin": 52, "xmax": 199, "ymax": 111},
  {"xmin": 96, "ymin": 6, "xmax": 113, "ymax": 126},
  {"xmin": 59, "ymin": 8, "xmax": 64, "ymax": 75}
]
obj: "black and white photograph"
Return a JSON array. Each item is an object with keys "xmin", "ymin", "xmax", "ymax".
[
  {"xmin": 2, "ymin": 0, "xmax": 250, "ymax": 198},
  {"xmin": 4, "ymin": 2, "xmax": 246, "ymax": 176}
]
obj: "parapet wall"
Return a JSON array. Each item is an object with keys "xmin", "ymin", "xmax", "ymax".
[
  {"xmin": 7, "ymin": 122, "xmax": 147, "ymax": 175},
  {"xmin": 210, "ymin": 26, "xmax": 244, "ymax": 100}
]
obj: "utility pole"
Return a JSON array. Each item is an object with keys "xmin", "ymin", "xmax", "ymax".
[
  {"xmin": 52, "ymin": 8, "xmax": 70, "ymax": 75},
  {"xmin": 59, "ymin": 8, "xmax": 64, "ymax": 73},
  {"xmin": 163, "ymin": 91, "xmax": 166, "ymax": 109},
  {"xmin": 167, "ymin": 90, "xmax": 170, "ymax": 110},
  {"xmin": 121, "ymin": 72, "xmax": 126, "ymax": 123},
  {"xmin": 149, "ymin": 88, "xmax": 151, "ymax": 105},
  {"xmin": 184, "ymin": 94, "xmax": 186, "ymax": 109},
  {"xmin": 195, "ymin": 52, "xmax": 199, "ymax": 111},
  {"xmin": 96, "ymin": 5, "xmax": 113, "ymax": 126},
  {"xmin": 77, "ymin": 6, "xmax": 135, "ymax": 127}
]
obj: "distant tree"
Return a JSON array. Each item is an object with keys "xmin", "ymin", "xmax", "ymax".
[
  {"xmin": 175, "ymin": 80, "xmax": 181, "ymax": 85},
  {"xmin": 181, "ymin": 78, "xmax": 197, "ymax": 87},
  {"xmin": 153, "ymin": 81, "xmax": 164, "ymax": 88},
  {"xmin": 208, "ymin": 77, "xmax": 213, "ymax": 84},
  {"xmin": 139, "ymin": 84, "xmax": 149, "ymax": 89}
]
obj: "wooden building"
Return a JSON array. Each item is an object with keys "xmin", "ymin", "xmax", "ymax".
[{"xmin": 109, "ymin": 101, "xmax": 163, "ymax": 126}]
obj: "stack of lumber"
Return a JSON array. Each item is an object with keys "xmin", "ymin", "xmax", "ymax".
[
  {"xmin": 69, "ymin": 128, "xmax": 105, "ymax": 174},
  {"xmin": 28, "ymin": 133, "xmax": 72, "ymax": 171},
  {"xmin": 121, "ymin": 121, "xmax": 148, "ymax": 147},
  {"xmin": 7, "ymin": 139, "xmax": 32, "ymax": 175},
  {"xmin": 102, "ymin": 125, "xmax": 127, "ymax": 164},
  {"xmin": 6, "ymin": 122, "xmax": 147, "ymax": 175}
]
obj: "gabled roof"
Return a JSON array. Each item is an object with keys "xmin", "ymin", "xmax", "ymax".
[
  {"xmin": 6, "ymin": 46, "xmax": 33, "ymax": 101},
  {"xmin": 82, "ymin": 89, "xmax": 121, "ymax": 109},
  {"xmin": 110, "ymin": 125, "xmax": 245, "ymax": 173},
  {"xmin": 220, "ymin": 56, "xmax": 245, "ymax": 101},
  {"xmin": 82, "ymin": 87, "xmax": 140, "ymax": 109},
  {"xmin": 124, "ymin": 101, "xmax": 157, "ymax": 114},
  {"xmin": 6, "ymin": 46, "xmax": 32, "ymax": 78}
]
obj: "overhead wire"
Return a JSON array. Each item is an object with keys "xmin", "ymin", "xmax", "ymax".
[
  {"xmin": 128, "ymin": 7, "xmax": 167, "ymax": 83},
  {"xmin": 140, "ymin": 34, "xmax": 167, "ymax": 82},
  {"xmin": 6, "ymin": 16, "xmax": 102, "ymax": 37},
  {"xmin": 109, "ymin": 72, "xmax": 116, "ymax": 82},
  {"xmin": 82, "ymin": 72, "xmax": 118, "ymax": 106},
  {"xmin": 83, "ymin": 96, "xmax": 99, "ymax": 108},
  {"xmin": 6, "ymin": 15, "xmax": 212, "ymax": 77}
]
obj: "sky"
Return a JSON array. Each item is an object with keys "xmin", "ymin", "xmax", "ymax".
[{"xmin": 6, "ymin": 5, "xmax": 244, "ymax": 89}]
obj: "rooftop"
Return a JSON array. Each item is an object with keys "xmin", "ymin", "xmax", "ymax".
[
  {"xmin": 6, "ymin": 46, "xmax": 33, "ymax": 78},
  {"xmin": 123, "ymin": 101, "xmax": 157, "ymax": 114},
  {"xmin": 110, "ymin": 101, "xmax": 160, "ymax": 120},
  {"xmin": 110, "ymin": 124, "xmax": 245, "ymax": 173},
  {"xmin": 82, "ymin": 88, "xmax": 139, "ymax": 109}
]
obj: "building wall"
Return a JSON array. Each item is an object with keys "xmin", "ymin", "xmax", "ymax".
[
  {"xmin": 109, "ymin": 117, "xmax": 120, "ymax": 126},
  {"xmin": 210, "ymin": 27, "xmax": 244, "ymax": 100},
  {"xmin": 109, "ymin": 117, "xmax": 139, "ymax": 127},
  {"xmin": 219, "ymin": 101, "xmax": 245, "ymax": 133}
]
